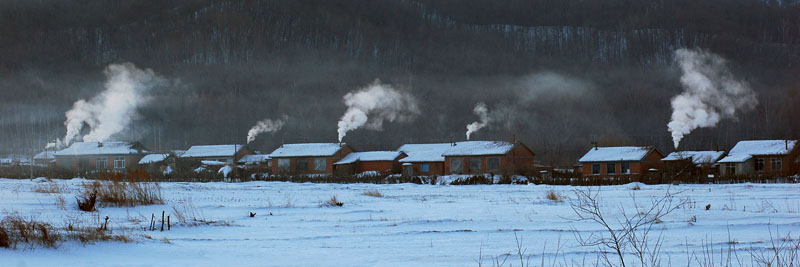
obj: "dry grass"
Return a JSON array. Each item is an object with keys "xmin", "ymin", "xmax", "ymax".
[
  {"xmin": 81, "ymin": 174, "xmax": 163, "ymax": 207},
  {"xmin": 324, "ymin": 195, "xmax": 344, "ymax": 207},
  {"xmin": 32, "ymin": 181, "xmax": 65, "ymax": 194},
  {"xmin": 362, "ymin": 189, "xmax": 383, "ymax": 198},
  {"xmin": 64, "ymin": 226, "xmax": 131, "ymax": 244},
  {"xmin": 0, "ymin": 215, "xmax": 60, "ymax": 249},
  {"xmin": 545, "ymin": 190, "xmax": 562, "ymax": 202}
]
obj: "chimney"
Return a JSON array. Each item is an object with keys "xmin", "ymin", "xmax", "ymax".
[{"xmin": 592, "ymin": 141, "xmax": 598, "ymax": 150}]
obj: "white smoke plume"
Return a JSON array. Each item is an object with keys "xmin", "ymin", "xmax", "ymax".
[
  {"xmin": 465, "ymin": 102, "xmax": 489, "ymax": 140},
  {"xmin": 667, "ymin": 48, "xmax": 758, "ymax": 149},
  {"xmin": 62, "ymin": 63, "xmax": 164, "ymax": 145},
  {"xmin": 337, "ymin": 80, "xmax": 420, "ymax": 142},
  {"xmin": 246, "ymin": 115, "xmax": 288, "ymax": 144}
]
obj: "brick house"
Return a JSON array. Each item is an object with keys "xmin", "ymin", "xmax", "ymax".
[
  {"xmin": 180, "ymin": 144, "xmax": 254, "ymax": 164},
  {"xmin": 442, "ymin": 141, "xmax": 535, "ymax": 175},
  {"xmin": 397, "ymin": 143, "xmax": 458, "ymax": 176},
  {"xmin": 55, "ymin": 141, "xmax": 149, "ymax": 172},
  {"xmin": 578, "ymin": 146, "xmax": 664, "ymax": 179},
  {"xmin": 718, "ymin": 140, "xmax": 799, "ymax": 177},
  {"xmin": 269, "ymin": 143, "xmax": 353, "ymax": 175},
  {"xmin": 333, "ymin": 151, "xmax": 406, "ymax": 176},
  {"xmin": 661, "ymin": 151, "xmax": 725, "ymax": 181}
]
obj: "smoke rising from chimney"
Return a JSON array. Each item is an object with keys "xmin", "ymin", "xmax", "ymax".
[
  {"xmin": 62, "ymin": 63, "xmax": 164, "ymax": 145},
  {"xmin": 667, "ymin": 48, "xmax": 758, "ymax": 149},
  {"xmin": 247, "ymin": 115, "xmax": 288, "ymax": 144},
  {"xmin": 336, "ymin": 80, "xmax": 419, "ymax": 142},
  {"xmin": 466, "ymin": 102, "xmax": 489, "ymax": 140}
]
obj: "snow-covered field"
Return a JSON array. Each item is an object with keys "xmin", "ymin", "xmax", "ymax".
[{"xmin": 1, "ymin": 178, "xmax": 799, "ymax": 266}]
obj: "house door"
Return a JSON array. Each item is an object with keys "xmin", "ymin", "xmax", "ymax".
[{"xmin": 403, "ymin": 165, "xmax": 414, "ymax": 176}]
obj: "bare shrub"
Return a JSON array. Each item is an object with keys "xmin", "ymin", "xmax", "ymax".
[
  {"xmin": 362, "ymin": 190, "xmax": 383, "ymax": 198},
  {"xmin": 324, "ymin": 195, "xmax": 344, "ymax": 207},
  {"xmin": 0, "ymin": 215, "xmax": 60, "ymax": 249},
  {"xmin": 81, "ymin": 172, "xmax": 163, "ymax": 207},
  {"xmin": 76, "ymin": 191, "xmax": 97, "ymax": 212},
  {"xmin": 545, "ymin": 190, "xmax": 562, "ymax": 202}
]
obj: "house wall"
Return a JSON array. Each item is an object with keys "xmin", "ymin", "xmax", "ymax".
[
  {"xmin": 56, "ymin": 154, "xmax": 145, "ymax": 172},
  {"xmin": 271, "ymin": 146, "xmax": 353, "ymax": 175},
  {"xmin": 443, "ymin": 145, "xmax": 535, "ymax": 175},
  {"xmin": 402, "ymin": 162, "xmax": 445, "ymax": 176},
  {"xmin": 720, "ymin": 159, "xmax": 753, "ymax": 177}
]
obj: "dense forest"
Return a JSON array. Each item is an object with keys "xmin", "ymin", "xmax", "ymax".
[{"xmin": 1, "ymin": 0, "xmax": 799, "ymax": 164}]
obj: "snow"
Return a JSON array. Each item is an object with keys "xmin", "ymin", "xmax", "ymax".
[
  {"xmin": 54, "ymin": 142, "xmax": 146, "ymax": 156},
  {"xmin": 440, "ymin": 141, "xmax": 516, "ymax": 156},
  {"xmin": 2, "ymin": 179, "xmax": 798, "ymax": 265},
  {"xmin": 269, "ymin": 143, "xmax": 345, "ymax": 158},
  {"xmin": 578, "ymin": 146, "xmax": 653, "ymax": 162},
  {"xmin": 33, "ymin": 151, "xmax": 56, "ymax": 160},
  {"xmin": 200, "ymin": 160, "xmax": 226, "ymax": 166},
  {"xmin": 334, "ymin": 151, "xmax": 403, "ymax": 165},
  {"xmin": 662, "ymin": 151, "xmax": 725, "ymax": 164},
  {"xmin": 180, "ymin": 145, "xmax": 245, "ymax": 158},
  {"xmin": 719, "ymin": 140, "xmax": 797, "ymax": 163},
  {"xmin": 397, "ymin": 143, "xmax": 457, "ymax": 162},
  {"xmin": 218, "ymin": 166, "xmax": 232, "ymax": 177},
  {"xmin": 138, "ymin": 154, "xmax": 169, "ymax": 164},
  {"xmin": 237, "ymin": 154, "xmax": 270, "ymax": 165}
]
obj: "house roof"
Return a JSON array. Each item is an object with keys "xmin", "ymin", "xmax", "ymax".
[
  {"xmin": 397, "ymin": 141, "xmax": 523, "ymax": 162},
  {"xmin": 718, "ymin": 140, "xmax": 797, "ymax": 163},
  {"xmin": 238, "ymin": 154, "xmax": 271, "ymax": 165},
  {"xmin": 181, "ymin": 145, "xmax": 246, "ymax": 158},
  {"xmin": 578, "ymin": 146, "xmax": 655, "ymax": 163},
  {"xmin": 441, "ymin": 141, "xmax": 518, "ymax": 156},
  {"xmin": 269, "ymin": 143, "xmax": 346, "ymax": 158},
  {"xmin": 334, "ymin": 151, "xmax": 404, "ymax": 165},
  {"xmin": 662, "ymin": 151, "xmax": 725, "ymax": 164},
  {"xmin": 397, "ymin": 143, "xmax": 457, "ymax": 163},
  {"xmin": 54, "ymin": 142, "xmax": 147, "ymax": 156},
  {"xmin": 139, "ymin": 154, "xmax": 170, "ymax": 164},
  {"xmin": 33, "ymin": 151, "xmax": 56, "ymax": 160}
]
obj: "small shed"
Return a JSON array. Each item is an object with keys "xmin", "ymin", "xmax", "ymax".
[
  {"xmin": 397, "ymin": 143, "xmax": 454, "ymax": 176},
  {"xmin": 662, "ymin": 151, "xmax": 725, "ymax": 181},
  {"xmin": 333, "ymin": 151, "xmax": 406, "ymax": 176},
  {"xmin": 238, "ymin": 154, "xmax": 271, "ymax": 168},
  {"xmin": 180, "ymin": 144, "xmax": 253, "ymax": 164}
]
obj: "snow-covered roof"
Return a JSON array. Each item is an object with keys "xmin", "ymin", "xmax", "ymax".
[
  {"xmin": 33, "ymin": 151, "xmax": 55, "ymax": 160},
  {"xmin": 238, "ymin": 154, "xmax": 271, "ymax": 165},
  {"xmin": 269, "ymin": 143, "xmax": 345, "ymax": 158},
  {"xmin": 397, "ymin": 143, "xmax": 457, "ymax": 163},
  {"xmin": 54, "ymin": 142, "xmax": 146, "ymax": 156},
  {"xmin": 201, "ymin": 160, "xmax": 227, "ymax": 166},
  {"xmin": 662, "ymin": 151, "xmax": 725, "ymax": 164},
  {"xmin": 181, "ymin": 145, "xmax": 246, "ymax": 158},
  {"xmin": 334, "ymin": 151, "xmax": 404, "ymax": 165},
  {"xmin": 718, "ymin": 140, "xmax": 796, "ymax": 163},
  {"xmin": 441, "ymin": 141, "xmax": 517, "ymax": 156},
  {"xmin": 578, "ymin": 146, "xmax": 654, "ymax": 163},
  {"xmin": 139, "ymin": 154, "xmax": 170, "ymax": 164}
]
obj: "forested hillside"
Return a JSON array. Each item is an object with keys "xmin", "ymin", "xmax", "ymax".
[{"xmin": 1, "ymin": 0, "xmax": 799, "ymax": 164}]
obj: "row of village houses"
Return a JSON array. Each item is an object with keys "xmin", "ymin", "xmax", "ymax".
[{"xmin": 34, "ymin": 139, "xmax": 800, "ymax": 179}]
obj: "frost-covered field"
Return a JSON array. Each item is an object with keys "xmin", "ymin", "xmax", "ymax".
[{"xmin": 1, "ymin": 178, "xmax": 799, "ymax": 266}]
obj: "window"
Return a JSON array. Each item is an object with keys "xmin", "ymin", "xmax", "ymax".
[
  {"xmin": 607, "ymin": 163, "xmax": 616, "ymax": 174},
  {"xmin": 726, "ymin": 163, "xmax": 736, "ymax": 175},
  {"xmin": 771, "ymin": 158, "xmax": 782, "ymax": 172},
  {"xmin": 314, "ymin": 158, "xmax": 327, "ymax": 171},
  {"xmin": 297, "ymin": 159, "xmax": 308, "ymax": 171},
  {"xmin": 96, "ymin": 157, "xmax": 107, "ymax": 170},
  {"xmin": 420, "ymin": 164, "xmax": 430, "ymax": 172},
  {"xmin": 114, "ymin": 157, "xmax": 125, "ymax": 169},
  {"xmin": 755, "ymin": 158, "xmax": 765, "ymax": 172},
  {"xmin": 621, "ymin": 162, "xmax": 630, "ymax": 174},
  {"xmin": 487, "ymin": 158, "xmax": 500, "ymax": 171},
  {"xmin": 61, "ymin": 158, "xmax": 72, "ymax": 169},
  {"xmin": 592, "ymin": 164, "xmax": 600, "ymax": 175},
  {"xmin": 450, "ymin": 158, "xmax": 463, "ymax": 173},
  {"xmin": 469, "ymin": 158, "xmax": 482, "ymax": 172},
  {"xmin": 277, "ymin": 159, "xmax": 290, "ymax": 172}
]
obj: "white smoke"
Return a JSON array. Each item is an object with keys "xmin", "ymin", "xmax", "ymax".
[
  {"xmin": 336, "ymin": 80, "xmax": 420, "ymax": 142},
  {"xmin": 667, "ymin": 48, "xmax": 758, "ymax": 149},
  {"xmin": 465, "ymin": 102, "xmax": 489, "ymax": 140},
  {"xmin": 246, "ymin": 115, "xmax": 288, "ymax": 144},
  {"xmin": 62, "ymin": 63, "xmax": 163, "ymax": 145}
]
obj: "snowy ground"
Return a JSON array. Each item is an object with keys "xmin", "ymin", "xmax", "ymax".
[{"xmin": 1, "ymin": 178, "xmax": 799, "ymax": 266}]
